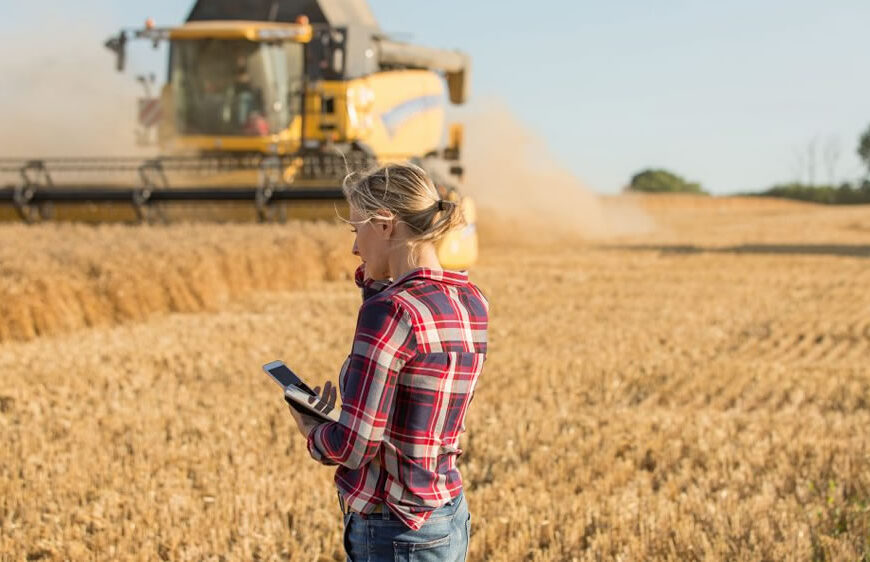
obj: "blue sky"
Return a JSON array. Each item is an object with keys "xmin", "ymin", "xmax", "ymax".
[{"xmin": 2, "ymin": 1, "xmax": 869, "ymax": 194}]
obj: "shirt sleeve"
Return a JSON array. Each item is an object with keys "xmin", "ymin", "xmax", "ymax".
[
  {"xmin": 354, "ymin": 264, "xmax": 391, "ymax": 301},
  {"xmin": 307, "ymin": 296, "xmax": 416, "ymax": 468}
]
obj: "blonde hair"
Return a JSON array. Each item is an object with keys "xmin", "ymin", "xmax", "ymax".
[{"xmin": 342, "ymin": 162, "xmax": 465, "ymax": 253}]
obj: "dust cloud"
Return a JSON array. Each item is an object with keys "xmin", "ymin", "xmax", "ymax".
[
  {"xmin": 456, "ymin": 100, "xmax": 654, "ymax": 245},
  {"xmin": 0, "ymin": 22, "xmax": 149, "ymax": 158}
]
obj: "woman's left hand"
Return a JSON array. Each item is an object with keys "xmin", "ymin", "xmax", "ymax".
[
  {"xmin": 287, "ymin": 380, "xmax": 337, "ymax": 439},
  {"xmin": 287, "ymin": 405, "xmax": 322, "ymax": 439}
]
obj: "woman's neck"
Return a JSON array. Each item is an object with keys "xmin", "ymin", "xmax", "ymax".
[{"xmin": 389, "ymin": 243, "xmax": 442, "ymax": 280}]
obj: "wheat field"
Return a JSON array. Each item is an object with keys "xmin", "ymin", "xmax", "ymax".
[{"xmin": 1, "ymin": 196, "xmax": 868, "ymax": 560}]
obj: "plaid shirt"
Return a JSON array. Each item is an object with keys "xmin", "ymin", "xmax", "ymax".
[{"xmin": 307, "ymin": 265, "xmax": 488, "ymax": 530}]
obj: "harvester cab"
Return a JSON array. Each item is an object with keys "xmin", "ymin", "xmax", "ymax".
[
  {"xmin": 106, "ymin": 17, "xmax": 314, "ymax": 154},
  {"xmin": 2, "ymin": 0, "xmax": 478, "ymax": 270}
]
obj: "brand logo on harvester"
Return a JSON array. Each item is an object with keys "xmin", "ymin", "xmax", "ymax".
[{"xmin": 380, "ymin": 95, "xmax": 444, "ymax": 137}]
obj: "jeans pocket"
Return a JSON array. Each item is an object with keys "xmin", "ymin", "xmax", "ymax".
[
  {"xmin": 393, "ymin": 533, "xmax": 451, "ymax": 562},
  {"xmin": 343, "ymin": 512, "xmax": 355, "ymax": 562}
]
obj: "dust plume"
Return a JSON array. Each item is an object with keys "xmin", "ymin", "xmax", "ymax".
[
  {"xmin": 456, "ymin": 99, "xmax": 653, "ymax": 245},
  {"xmin": 0, "ymin": 22, "xmax": 148, "ymax": 158}
]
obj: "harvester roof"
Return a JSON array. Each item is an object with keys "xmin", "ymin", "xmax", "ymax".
[
  {"xmin": 180, "ymin": 0, "xmax": 468, "ymax": 99},
  {"xmin": 170, "ymin": 20, "xmax": 313, "ymax": 41},
  {"xmin": 185, "ymin": 0, "xmax": 379, "ymax": 29}
]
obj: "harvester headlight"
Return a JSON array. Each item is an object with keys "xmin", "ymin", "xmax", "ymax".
[
  {"xmin": 346, "ymin": 100, "xmax": 359, "ymax": 128},
  {"xmin": 348, "ymin": 86, "xmax": 375, "ymax": 108},
  {"xmin": 357, "ymin": 86, "xmax": 375, "ymax": 107},
  {"xmin": 346, "ymin": 86, "xmax": 374, "ymax": 130}
]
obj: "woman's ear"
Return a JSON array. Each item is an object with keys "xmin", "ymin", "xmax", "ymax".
[
  {"xmin": 381, "ymin": 219, "xmax": 396, "ymax": 240},
  {"xmin": 376, "ymin": 217, "xmax": 395, "ymax": 240}
]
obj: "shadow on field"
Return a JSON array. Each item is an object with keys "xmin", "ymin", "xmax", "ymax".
[{"xmin": 608, "ymin": 244, "xmax": 870, "ymax": 259}]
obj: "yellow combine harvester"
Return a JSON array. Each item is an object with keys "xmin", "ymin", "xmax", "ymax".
[{"xmin": 0, "ymin": 0, "xmax": 478, "ymax": 269}]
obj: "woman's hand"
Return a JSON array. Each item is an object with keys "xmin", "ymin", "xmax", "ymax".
[
  {"xmin": 286, "ymin": 381, "xmax": 338, "ymax": 439},
  {"xmin": 308, "ymin": 380, "xmax": 337, "ymax": 416},
  {"xmin": 287, "ymin": 405, "xmax": 321, "ymax": 439}
]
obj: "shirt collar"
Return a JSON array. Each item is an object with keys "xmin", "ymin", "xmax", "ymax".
[{"xmin": 389, "ymin": 267, "xmax": 469, "ymax": 288}]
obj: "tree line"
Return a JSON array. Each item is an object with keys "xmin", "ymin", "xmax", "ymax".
[{"xmin": 626, "ymin": 124, "xmax": 870, "ymax": 204}]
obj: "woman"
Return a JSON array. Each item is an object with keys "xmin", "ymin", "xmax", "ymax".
[{"xmin": 287, "ymin": 163, "xmax": 489, "ymax": 561}]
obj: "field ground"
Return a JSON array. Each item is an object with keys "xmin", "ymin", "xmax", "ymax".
[{"xmin": 1, "ymin": 195, "xmax": 868, "ymax": 560}]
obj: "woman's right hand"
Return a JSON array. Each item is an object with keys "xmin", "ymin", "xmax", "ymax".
[{"xmin": 308, "ymin": 380, "xmax": 338, "ymax": 415}]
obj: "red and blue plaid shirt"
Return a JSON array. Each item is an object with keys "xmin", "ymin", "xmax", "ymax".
[{"xmin": 307, "ymin": 265, "xmax": 488, "ymax": 530}]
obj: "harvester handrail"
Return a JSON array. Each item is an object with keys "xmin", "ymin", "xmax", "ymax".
[
  {"xmin": 0, "ymin": 152, "xmax": 427, "ymax": 174},
  {"xmin": 0, "ymin": 186, "xmax": 344, "ymax": 201}
]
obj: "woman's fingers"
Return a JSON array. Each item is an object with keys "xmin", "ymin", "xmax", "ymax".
[
  {"xmin": 314, "ymin": 382, "xmax": 325, "ymax": 411},
  {"xmin": 320, "ymin": 381, "xmax": 333, "ymax": 413},
  {"xmin": 308, "ymin": 385, "xmax": 321, "ymax": 405},
  {"xmin": 304, "ymin": 381, "xmax": 337, "ymax": 413},
  {"xmin": 328, "ymin": 383, "xmax": 337, "ymax": 413}
]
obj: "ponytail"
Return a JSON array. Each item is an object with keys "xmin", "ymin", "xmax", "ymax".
[{"xmin": 342, "ymin": 163, "xmax": 466, "ymax": 254}]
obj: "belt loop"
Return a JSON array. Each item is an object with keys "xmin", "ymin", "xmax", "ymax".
[
  {"xmin": 337, "ymin": 491, "xmax": 347, "ymax": 515},
  {"xmin": 380, "ymin": 503, "xmax": 389, "ymax": 520}
]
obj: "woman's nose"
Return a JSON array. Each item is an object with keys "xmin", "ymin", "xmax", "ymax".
[{"xmin": 352, "ymin": 239, "xmax": 359, "ymax": 256}]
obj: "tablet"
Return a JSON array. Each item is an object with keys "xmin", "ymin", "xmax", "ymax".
[{"xmin": 262, "ymin": 360, "xmax": 339, "ymax": 423}]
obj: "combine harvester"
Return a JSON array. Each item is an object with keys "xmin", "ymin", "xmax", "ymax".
[{"xmin": 0, "ymin": 0, "xmax": 477, "ymax": 268}]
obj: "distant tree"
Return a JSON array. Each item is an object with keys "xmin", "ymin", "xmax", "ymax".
[
  {"xmin": 757, "ymin": 182, "xmax": 870, "ymax": 205},
  {"xmin": 628, "ymin": 169, "xmax": 706, "ymax": 195},
  {"xmin": 859, "ymin": 124, "xmax": 870, "ymax": 174}
]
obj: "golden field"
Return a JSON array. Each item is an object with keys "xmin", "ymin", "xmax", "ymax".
[{"xmin": 1, "ymin": 195, "xmax": 869, "ymax": 560}]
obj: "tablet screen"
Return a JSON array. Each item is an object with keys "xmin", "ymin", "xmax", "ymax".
[
  {"xmin": 265, "ymin": 362, "xmax": 302, "ymax": 388},
  {"xmin": 263, "ymin": 361, "xmax": 316, "ymax": 396}
]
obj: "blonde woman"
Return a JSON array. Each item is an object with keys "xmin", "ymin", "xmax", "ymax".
[{"xmin": 288, "ymin": 163, "xmax": 488, "ymax": 561}]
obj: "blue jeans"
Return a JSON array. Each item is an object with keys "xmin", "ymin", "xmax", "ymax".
[{"xmin": 342, "ymin": 493, "xmax": 470, "ymax": 561}]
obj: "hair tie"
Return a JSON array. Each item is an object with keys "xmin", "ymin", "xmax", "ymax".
[{"xmin": 437, "ymin": 200, "xmax": 454, "ymax": 212}]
